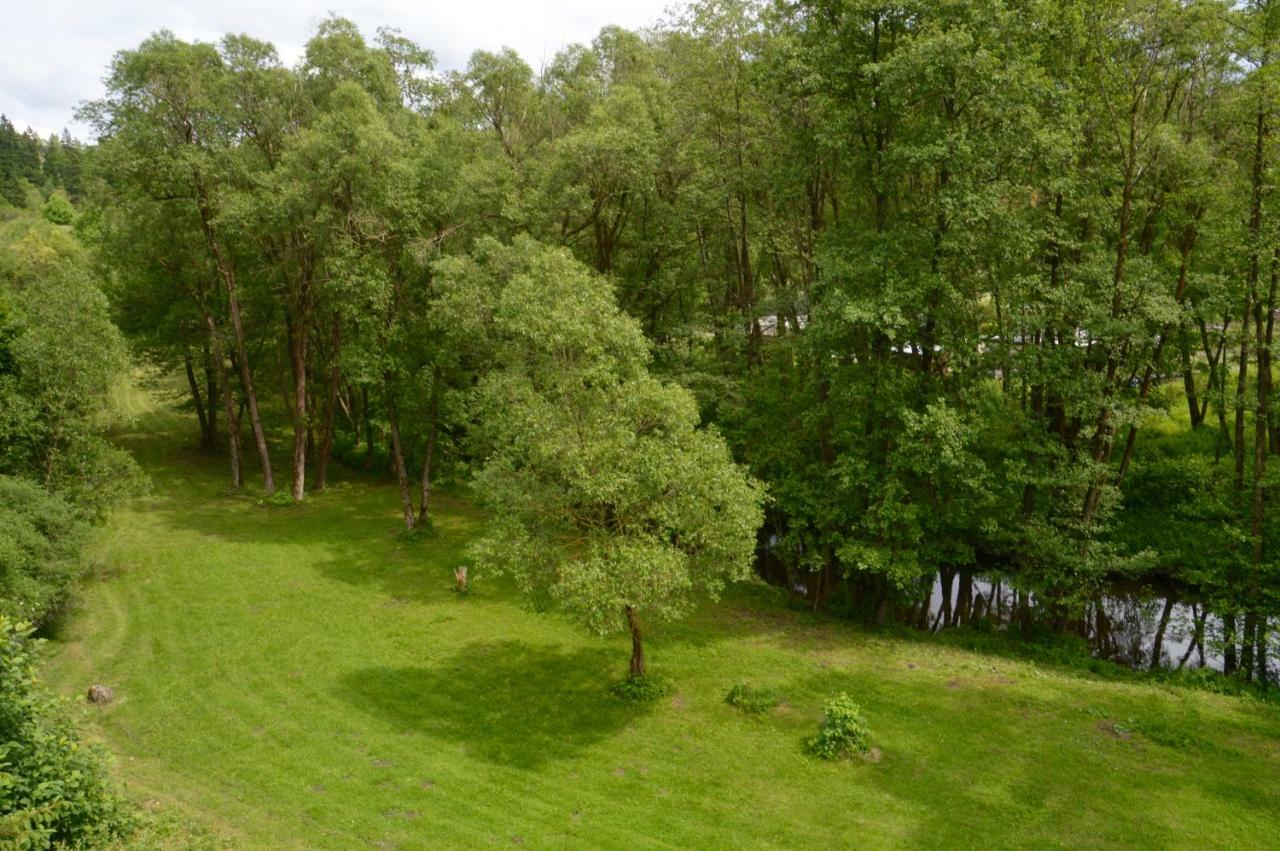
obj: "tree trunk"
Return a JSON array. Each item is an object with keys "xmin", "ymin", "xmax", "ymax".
[
  {"xmin": 1241, "ymin": 611, "xmax": 1257, "ymax": 681},
  {"xmin": 203, "ymin": 342, "xmax": 218, "ymax": 445},
  {"xmin": 184, "ymin": 350, "xmax": 212, "ymax": 448},
  {"xmin": 195, "ymin": 186, "xmax": 274, "ymax": 495},
  {"xmin": 1093, "ymin": 596, "xmax": 1113, "ymax": 658},
  {"xmin": 954, "ymin": 570, "xmax": 972, "ymax": 627},
  {"xmin": 316, "ymin": 321, "xmax": 341, "ymax": 491},
  {"xmin": 1245, "ymin": 248, "xmax": 1278, "ymax": 681},
  {"xmin": 362, "ymin": 386, "xmax": 376, "ymax": 469},
  {"xmin": 1150, "ymin": 594, "xmax": 1175, "ymax": 670},
  {"xmin": 1177, "ymin": 604, "xmax": 1203, "ymax": 670},
  {"xmin": 288, "ymin": 313, "xmax": 308, "ymax": 502},
  {"xmin": 916, "ymin": 584, "xmax": 932, "ymax": 630},
  {"xmin": 416, "ymin": 368, "xmax": 442, "ymax": 525},
  {"xmin": 204, "ymin": 313, "xmax": 241, "ymax": 490},
  {"xmin": 1223, "ymin": 612, "xmax": 1239, "ymax": 675},
  {"xmin": 626, "ymin": 605, "xmax": 646, "ymax": 678},
  {"xmin": 385, "ymin": 390, "xmax": 415, "ymax": 531},
  {"xmin": 224, "ymin": 270, "xmax": 272, "ymax": 492},
  {"xmin": 1180, "ymin": 329, "xmax": 1202, "ymax": 427},
  {"xmin": 1234, "ymin": 303, "xmax": 1252, "ymax": 488},
  {"xmin": 306, "ymin": 387, "xmax": 316, "ymax": 463}
]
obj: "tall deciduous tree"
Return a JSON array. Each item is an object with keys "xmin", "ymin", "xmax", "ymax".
[
  {"xmin": 86, "ymin": 33, "xmax": 277, "ymax": 494},
  {"xmin": 447, "ymin": 237, "xmax": 764, "ymax": 677}
]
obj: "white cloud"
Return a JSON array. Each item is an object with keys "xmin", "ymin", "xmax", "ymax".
[{"xmin": 0, "ymin": 0, "xmax": 674, "ymax": 138}]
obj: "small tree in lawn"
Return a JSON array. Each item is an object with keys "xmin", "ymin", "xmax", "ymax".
[{"xmin": 451, "ymin": 237, "xmax": 764, "ymax": 679}]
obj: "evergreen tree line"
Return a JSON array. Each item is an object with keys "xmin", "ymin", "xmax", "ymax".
[
  {"xmin": 82, "ymin": 0, "xmax": 1280, "ymax": 681},
  {"xmin": 0, "ymin": 115, "xmax": 84, "ymax": 208}
]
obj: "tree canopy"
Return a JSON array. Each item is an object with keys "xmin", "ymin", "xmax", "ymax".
[
  {"xmin": 447, "ymin": 238, "xmax": 764, "ymax": 674},
  {"xmin": 63, "ymin": 0, "xmax": 1280, "ymax": 683}
]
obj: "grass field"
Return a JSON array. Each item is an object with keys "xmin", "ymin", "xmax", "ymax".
[{"xmin": 39, "ymin": 393, "xmax": 1280, "ymax": 849}]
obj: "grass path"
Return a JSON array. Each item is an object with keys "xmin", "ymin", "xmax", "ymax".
[{"xmin": 40, "ymin": 396, "xmax": 1280, "ymax": 848}]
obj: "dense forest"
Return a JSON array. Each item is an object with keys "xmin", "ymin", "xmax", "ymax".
[
  {"xmin": 63, "ymin": 0, "xmax": 1278, "ymax": 682},
  {"xmin": 0, "ymin": 117, "xmax": 85, "ymax": 207}
]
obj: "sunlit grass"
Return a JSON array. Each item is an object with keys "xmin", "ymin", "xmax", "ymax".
[{"xmin": 40, "ymin": 396, "xmax": 1280, "ymax": 849}]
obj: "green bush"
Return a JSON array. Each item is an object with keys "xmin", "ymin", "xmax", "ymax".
[
  {"xmin": 331, "ymin": 430, "xmax": 391, "ymax": 474},
  {"xmin": 0, "ymin": 476, "xmax": 89, "ymax": 625},
  {"xmin": 256, "ymin": 491, "xmax": 299, "ymax": 509},
  {"xmin": 1, "ymin": 219, "xmax": 145, "ymax": 523},
  {"xmin": 609, "ymin": 674, "xmax": 673, "ymax": 703},
  {"xmin": 807, "ymin": 693, "xmax": 871, "ymax": 759},
  {"xmin": 726, "ymin": 682, "xmax": 782, "ymax": 714},
  {"xmin": 40, "ymin": 193, "xmax": 74, "ymax": 226},
  {"xmin": 0, "ymin": 617, "xmax": 132, "ymax": 847}
]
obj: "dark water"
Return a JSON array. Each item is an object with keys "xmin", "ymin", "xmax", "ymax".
[
  {"xmin": 758, "ymin": 533, "xmax": 1275, "ymax": 679},
  {"xmin": 926, "ymin": 574, "xmax": 1278, "ymax": 679}
]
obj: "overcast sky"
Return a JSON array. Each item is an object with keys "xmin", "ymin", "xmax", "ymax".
[{"xmin": 2, "ymin": 0, "xmax": 674, "ymax": 139}]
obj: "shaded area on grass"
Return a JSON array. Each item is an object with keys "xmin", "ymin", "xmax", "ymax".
[{"xmin": 340, "ymin": 641, "xmax": 640, "ymax": 769}]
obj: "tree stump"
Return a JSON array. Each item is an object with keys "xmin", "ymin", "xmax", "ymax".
[
  {"xmin": 454, "ymin": 566, "xmax": 468, "ymax": 593},
  {"xmin": 86, "ymin": 685, "xmax": 114, "ymax": 704}
]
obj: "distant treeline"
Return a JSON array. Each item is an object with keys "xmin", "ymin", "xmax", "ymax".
[{"xmin": 0, "ymin": 115, "xmax": 84, "ymax": 207}]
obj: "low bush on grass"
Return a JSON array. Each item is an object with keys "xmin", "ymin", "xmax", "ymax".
[
  {"xmin": 40, "ymin": 193, "xmax": 74, "ymax": 226},
  {"xmin": 609, "ymin": 674, "xmax": 673, "ymax": 703},
  {"xmin": 807, "ymin": 693, "xmax": 871, "ymax": 759},
  {"xmin": 0, "ymin": 617, "xmax": 132, "ymax": 847},
  {"xmin": 725, "ymin": 682, "xmax": 782, "ymax": 714},
  {"xmin": 256, "ymin": 491, "xmax": 299, "ymax": 509}
]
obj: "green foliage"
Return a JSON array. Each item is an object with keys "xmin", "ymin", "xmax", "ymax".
[
  {"xmin": 0, "ymin": 802, "xmax": 56, "ymax": 850},
  {"xmin": 76, "ymin": 6, "xmax": 1280, "ymax": 658},
  {"xmin": 725, "ymin": 682, "xmax": 782, "ymax": 714},
  {"xmin": 0, "ymin": 213, "xmax": 144, "ymax": 522},
  {"xmin": 608, "ymin": 674, "xmax": 673, "ymax": 703},
  {"xmin": 0, "ymin": 117, "xmax": 44, "ymax": 208},
  {"xmin": 0, "ymin": 618, "xmax": 131, "ymax": 848},
  {"xmin": 0, "ymin": 476, "xmax": 88, "ymax": 623},
  {"xmin": 256, "ymin": 491, "xmax": 299, "ymax": 509},
  {"xmin": 0, "ymin": 210, "xmax": 142, "ymax": 626},
  {"xmin": 807, "ymin": 693, "xmax": 871, "ymax": 760},
  {"xmin": 39, "ymin": 192, "xmax": 73, "ymax": 226},
  {"xmin": 456, "ymin": 238, "xmax": 765, "ymax": 653}
]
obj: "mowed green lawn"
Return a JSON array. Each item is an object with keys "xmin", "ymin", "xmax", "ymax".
[{"xmin": 41, "ymin": 397, "xmax": 1280, "ymax": 849}]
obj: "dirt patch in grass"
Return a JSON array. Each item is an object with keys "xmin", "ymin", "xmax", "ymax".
[{"xmin": 1096, "ymin": 720, "xmax": 1133, "ymax": 740}]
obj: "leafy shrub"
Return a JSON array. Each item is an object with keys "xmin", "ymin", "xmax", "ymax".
[
  {"xmin": 395, "ymin": 518, "xmax": 436, "ymax": 543},
  {"xmin": 609, "ymin": 674, "xmax": 673, "ymax": 703},
  {"xmin": 1, "ymin": 221, "xmax": 145, "ymax": 523},
  {"xmin": 807, "ymin": 693, "xmax": 871, "ymax": 759},
  {"xmin": 256, "ymin": 491, "xmax": 299, "ymax": 509},
  {"xmin": 0, "ymin": 476, "xmax": 89, "ymax": 625},
  {"xmin": 40, "ymin": 193, "xmax": 74, "ymax": 226},
  {"xmin": 0, "ymin": 617, "xmax": 132, "ymax": 847},
  {"xmin": 726, "ymin": 682, "xmax": 782, "ymax": 714},
  {"xmin": 330, "ymin": 431, "xmax": 374, "ymax": 471}
]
